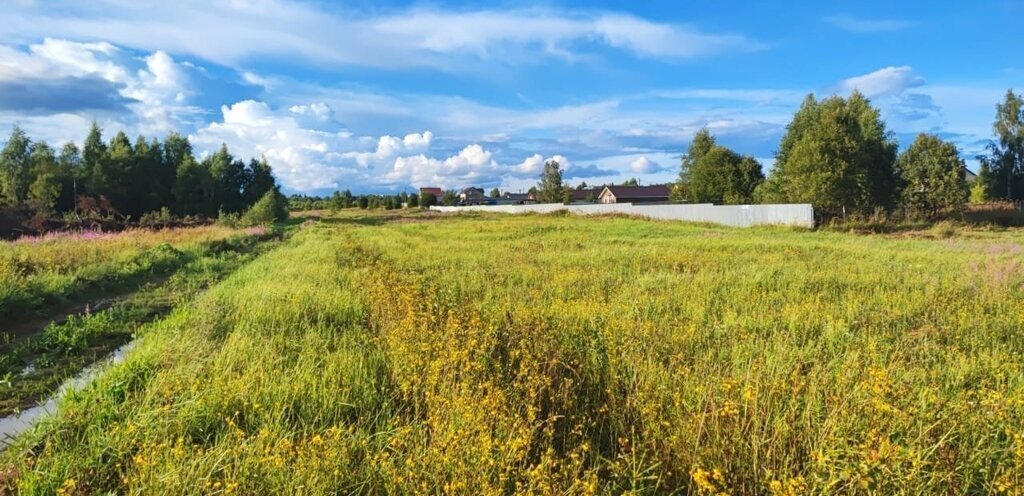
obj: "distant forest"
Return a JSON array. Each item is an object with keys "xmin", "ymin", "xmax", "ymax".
[{"xmin": 0, "ymin": 122, "xmax": 281, "ymax": 234}]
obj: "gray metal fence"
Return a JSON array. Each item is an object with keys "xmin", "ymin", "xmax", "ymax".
[{"xmin": 430, "ymin": 203, "xmax": 815, "ymax": 228}]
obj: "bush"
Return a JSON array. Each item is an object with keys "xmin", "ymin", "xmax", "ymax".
[
  {"xmin": 217, "ymin": 209, "xmax": 241, "ymax": 228},
  {"xmin": 140, "ymin": 207, "xmax": 175, "ymax": 228},
  {"xmin": 240, "ymin": 189, "xmax": 289, "ymax": 226},
  {"xmin": 969, "ymin": 182, "xmax": 990, "ymax": 204},
  {"xmin": 929, "ymin": 220, "xmax": 958, "ymax": 238}
]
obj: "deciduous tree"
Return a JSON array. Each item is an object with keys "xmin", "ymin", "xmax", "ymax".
[
  {"xmin": 897, "ymin": 134, "xmax": 969, "ymax": 217},
  {"xmin": 756, "ymin": 92, "xmax": 898, "ymax": 216},
  {"xmin": 679, "ymin": 129, "xmax": 763, "ymax": 204},
  {"xmin": 26, "ymin": 142, "xmax": 62, "ymax": 217},
  {"xmin": 0, "ymin": 125, "xmax": 32, "ymax": 206},
  {"xmin": 979, "ymin": 89, "xmax": 1024, "ymax": 200},
  {"xmin": 537, "ymin": 160, "xmax": 564, "ymax": 203},
  {"xmin": 245, "ymin": 157, "xmax": 276, "ymax": 207}
]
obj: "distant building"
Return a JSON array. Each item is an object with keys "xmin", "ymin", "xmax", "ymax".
[
  {"xmin": 569, "ymin": 188, "xmax": 600, "ymax": 203},
  {"xmin": 499, "ymin": 192, "xmax": 535, "ymax": 204},
  {"xmin": 965, "ymin": 168, "xmax": 978, "ymax": 183},
  {"xmin": 419, "ymin": 187, "xmax": 443, "ymax": 199},
  {"xmin": 598, "ymin": 185, "xmax": 671, "ymax": 204},
  {"xmin": 459, "ymin": 187, "xmax": 486, "ymax": 205}
]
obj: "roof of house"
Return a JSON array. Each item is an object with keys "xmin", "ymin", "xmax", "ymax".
[
  {"xmin": 461, "ymin": 187, "xmax": 485, "ymax": 194},
  {"xmin": 570, "ymin": 188, "xmax": 600, "ymax": 200},
  {"xmin": 419, "ymin": 187, "xmax": 443, "ymax": 197},
  {"xmin": 502, "ymin": 192, "xmax": 531, "ymax": 200},
  {"xmin": 600, "ymin": 185, "xmax": 671, "ymax": 199}
]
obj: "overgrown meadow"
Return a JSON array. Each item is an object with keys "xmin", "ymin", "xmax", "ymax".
[
  {"xmin": 1, "ymin": 225, "xmax": 262, "ymax": 321},
  {"xmin": 0, "ymin": 225, "xmax": 276, "ymax": 416},
  {"xmin": 5, "ymin": 212, "xmax": 1024, "ymax": 494}
]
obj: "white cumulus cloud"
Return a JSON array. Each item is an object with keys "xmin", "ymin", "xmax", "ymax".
[
  {"xmin": 629, "ymin": 156, "xmax": 664, "ymax": 173},
  {"xmin": 189, "ymin": 99, "xmax": 574, "ymax": 193},
  {"xmin": 0, "ymin": 38, "xmax": 201, "ymax": 135},
  {"xmin": 838, "ymin": 66, "xmax": 924, "ymax": 99}
]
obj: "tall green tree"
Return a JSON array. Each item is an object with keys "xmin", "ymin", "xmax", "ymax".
[
  {"xmin": 57, "ymin": 142, "xmax": 81, "ymax": 212},
  {"xmin": 126, "ymin": 136, "xmax": 156, "ymax": 217},
  {"xmin": 330, "ymin": 191, "xmax": 343, "ymax": 211},
  {"xmin": 756, "ymin": 92, "xmax": 898, "ymax": 216},
  {"xmin": 897, "ymin": 134, "xmax": 969, "ymax": 217},
  {"xmin": 174, "ymin": 155, "xmax": 212, "ymax": 216},
  {"xmin": 162, "ymin": 132, "xmax": 195, "ymax": 214},
  {"xmin": 244, "ymin": 157, "xmax": 276, "ymax": 207},
  {"xmin": 81, "ymin": 121, "xmax": 107, "ymax": 196},
  {"xmin": 979, "ymin": 89, "xmax": 1024, "ymax": 200},
  {"xmin": 131, "ymin": 137, "xmax": 173, "ymax": 216},
  {"xmin": 673, "ymin": 129, "xmax": 716, "ymax": 201},
  {"xmin": 99, "ymin": 131, "xmax": 134, "ymax": 214},
  {"xmin": 26, "ymin": 142, "xmax": 64, "ymax": 217},
  {"xmin": 536, "ymin": 160, "xmax": 564, "ymax": 203},
  {"xmin": 0, "ymin": 125, "xmax": 33, "ymax": 206},
  {"xmin": 677, "ymin": 129, "xmax": 763, "ymax": 204},
  {"xmin": 162, "ymin": 133, "xmax": 192, "ymax": 170},
  {"xmin": 205, "ymin": 144, "xmax": 249, "ymax": 215}
]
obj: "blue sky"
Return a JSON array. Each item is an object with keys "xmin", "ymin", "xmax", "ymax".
[{"xmin": 1, "ymin": 0, "xmax": 1020, "ymax": 194}]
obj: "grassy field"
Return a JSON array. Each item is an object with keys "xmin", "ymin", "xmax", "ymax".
[
  {"xmin": 0, "ymin": 225, "xmax": 266, "ymax": 324},
  {"xmin": 0, "ymin": 225, "xmax": 284, "ymax": 415},
  {"xmin": 3, "ymin": 211, "xmax": 1023, "ymax": 494}
]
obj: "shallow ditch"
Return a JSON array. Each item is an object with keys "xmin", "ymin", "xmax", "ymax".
[
  {"xmin": 0, "ymin": 229, "xmax": 286, "ymax": 422},
  {"xmin": 0, "ymin": 341, "xmax": 135, "ymax": 448}
]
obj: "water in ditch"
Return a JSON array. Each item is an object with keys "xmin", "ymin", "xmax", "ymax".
[{"xmin": 0, "ymin": 341, "xmax": 136, "ymax": 448}]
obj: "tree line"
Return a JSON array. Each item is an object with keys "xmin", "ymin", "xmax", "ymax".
[
  {"xmin": 291, "ymin": 187, "xmax": 530, "ymax": 211},
  {"xmin": 671, "ymin": 89, "xmax": 1024, "ymax": 219},
  {"xmin": 0, "ymin": 122, "xmax": 283, "ymax": 228},
  {"xmin": 290, "ymin": 190, "xmax": 435, "ymax": 212}
]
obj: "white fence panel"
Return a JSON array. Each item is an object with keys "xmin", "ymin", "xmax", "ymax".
[{"xmin": 429, "ymin": 203, "xmax": 814, "ymax": 228}]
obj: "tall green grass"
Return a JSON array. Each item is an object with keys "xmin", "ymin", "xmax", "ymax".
[
  {"xmin": 0, "ymin": 226, "xmax": 264, "ymax": 323},
  {"xmin": 5, "ymin": 213, "xmax": 1023, "ymax": 494},
  {"xmin": 0, "ymin": 230, "xmax": 279, "ymax": 415}
]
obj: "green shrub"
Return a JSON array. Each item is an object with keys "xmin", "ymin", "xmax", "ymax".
[
  {"xmin": 139, "ymin": 207, "xmax": 174, "ymax": 227},
  {"xmin": 970, "ymin": 181, "xmax": 991, "ymax": 204},
  {"xmin": 217, "ymin": 210, "xmax": 241, "ymax": 228},
  {"xmin": 240, "ymin": 189, "xmax": 289, "ymax": 226}
]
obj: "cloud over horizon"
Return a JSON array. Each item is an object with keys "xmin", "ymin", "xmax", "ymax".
[{"xmin": 3, "ymin": 2, "xmax": 761, "ymax": 70}]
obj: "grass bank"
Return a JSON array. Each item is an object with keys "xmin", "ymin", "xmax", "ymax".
[
  {"xmin": 4, "ymin": 212, "xmax": 1023, "ymax": 494},
  {"xmin": 0, "ymin": 227, "xmax": 285, "ymax": 416},
  {"xmin": 0, "ymin": 225, "xmax": 264, "ymax": 327}
]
